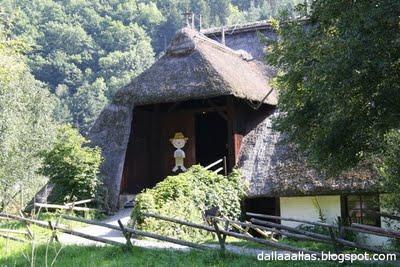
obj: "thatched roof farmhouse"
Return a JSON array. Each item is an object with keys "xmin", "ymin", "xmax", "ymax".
[{"xmin": 89, "ymin": 22, "xmax": 384, "ymax": 237}]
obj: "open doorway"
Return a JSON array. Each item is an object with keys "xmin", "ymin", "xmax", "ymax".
[{"xmin": 195, "ymin": 112, "xmax": 228, "ymax": 167}]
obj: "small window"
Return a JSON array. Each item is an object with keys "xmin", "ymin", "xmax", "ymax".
[{"xmin": 344, "ymin": 195, "xmax": 381, "ymax": 227}]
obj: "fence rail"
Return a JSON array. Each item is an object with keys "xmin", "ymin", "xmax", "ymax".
[
  {"xmin": 204, "ymin": 157, "xmax": 227, "ymax": 175},
  {"xmin": 1, "ymin": 210, "xmax": 399, "ymax": 260}
]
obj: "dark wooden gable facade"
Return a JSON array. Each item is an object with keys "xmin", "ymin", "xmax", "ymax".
[{"xmin": 120, "ymin": 95, "xmax": 274, "ymax": 194}]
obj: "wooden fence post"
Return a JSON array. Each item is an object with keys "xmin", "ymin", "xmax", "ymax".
[
  {"xmin": 327, "ymin": 227, "xmax": 340, "ymax": 254},
  {"xmin": 48, "ymin": 221, "xmax": 59, "ymax": 243},
  {"xmin": 212, "ymin": 219, "xmax": 226, "ymax": 253},
  {"xmin": 337, "ymin": 216, "xmax": 345, "ymax": 252},
  {"xmin": 118, "ymin": 219, "xmax": 133, "ymax": 249}
]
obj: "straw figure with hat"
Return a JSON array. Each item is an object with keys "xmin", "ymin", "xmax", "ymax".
[{"xmin": 170, "ymin": 132, "xmax": 188, "ymax": 172}]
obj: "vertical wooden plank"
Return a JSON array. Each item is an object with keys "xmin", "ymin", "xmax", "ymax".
[
  {"xmin": 121, "ymin": 108, "xmax": 152, "ymax": 194},
  {"xmin": 212, "ymin": 219, "xmax": 226, "ymax": 253},
  {"xmin": 226, "ymin": 96, "xmax": 235, "ymax": 172},
  {"xmin": 233, "ymin": 134, "xmax": 243, "ymax": 163},
  {"xmin": 148, "ymin": 105, "xmax": 164, "ymax": 187}
]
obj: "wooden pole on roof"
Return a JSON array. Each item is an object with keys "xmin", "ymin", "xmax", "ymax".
[
  {"xmin": 199, "ymin": 15, "xmax": 202, "ymax": 31},
  {"xmin": 191, "ymin": 13, "xmax": 195, "ymax": 29},
  {"xmin": 182, "ymin": 11, "xmax": 191, "ymax": 27},
  {"xmin": 221, "ymin": 27, "xmax": 225, "ymax": 45}
]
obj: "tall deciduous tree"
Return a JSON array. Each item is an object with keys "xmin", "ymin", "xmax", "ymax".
[
  {"xmin": 0, "ymin": 30, "xmax": 58, "ymax": 211},
  {"xmin": 269, "ymin": 1, "xmax": 400, "ymax": 211}
]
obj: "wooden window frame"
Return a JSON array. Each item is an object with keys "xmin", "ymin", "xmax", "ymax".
[{"xmin": 341, "ymin": 194, "xmax": 381, "ymax": 227}]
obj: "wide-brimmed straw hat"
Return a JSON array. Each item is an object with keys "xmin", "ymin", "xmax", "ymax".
[{"xmin": 170, "ymin": 132, "xmax": 188, "ymax": 141}]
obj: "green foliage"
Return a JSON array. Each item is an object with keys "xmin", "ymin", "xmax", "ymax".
[
  {"xmin": 2, "ymin": 0, "xmax": 301, "ymax": 134},
  {"xmin": 0, "ymin": 31, "xmax": 58, "ymax": 212},
  {"xmin": 132, "ymin": 166, "xmax": 247, "ymax": 241},
  {"xmin": 268, "ymin": 1, "xmax": 400, "ymax": 174},
  {"xmin": 311, "ymin": 197, "xmax": 327, "ymax": 223},
  {"xmin": 269, "ymin": 1, "xmax": 400, "ymax": 218},
  {"xmin": 152, "ymin": 0, "xmax": 300, "ymax": 52},
  {"xmin": 39, "ymin": 125, "xmax": 102, "ymax": 203},
  {"xmin": 379, "ymin": 130, "xmax": 400, "ymax": 214},
  {"xmin": 3, "ymin": 0, "xmax": 156, "ymax": 133},
  {"xmin": 69, "ymin": 78, "xmax": 108, "ymax": 135}
]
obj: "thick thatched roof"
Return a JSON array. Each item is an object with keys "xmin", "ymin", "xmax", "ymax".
[
  {"xmin": 237, "ymin": 110, "xmax": 382, "ymax": 197},
  {"xmin": 89, "ymin": 27, "xmax": 277, "ymax": 210},
  {"xmin": 87, "ymin": 25, "xmax": 381, "ymax": 211},
  {"xmin": 113, "ymin": 27, "xmax": 277, "ymax": 106}
]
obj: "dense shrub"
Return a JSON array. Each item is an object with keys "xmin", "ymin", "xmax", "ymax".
[
  {"xmin": 39, "ymin": 125, "xmax": 102, "ymax": 203},
  {"xmin": 131, "ymin": 166, "xmax": 247, "ymax": 241}
]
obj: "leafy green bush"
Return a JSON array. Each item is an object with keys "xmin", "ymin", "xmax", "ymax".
[
  {"xmin": 39, "ymin": 125, "xmax": 102, "ymax": 203},
  {"xmin": 379, "ymin": 130, "xmax": 400, "ymax": 214},
  {"xmin": 131, "ymin": 166, "xmax": 247, "ymax": 241}
]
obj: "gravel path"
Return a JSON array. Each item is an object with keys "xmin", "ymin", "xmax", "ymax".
[
  {"xmin": 58, "ymin": 208, "xmax": 282, "ymax": 257},
  {"xmin": 59, "ymin": 209, "xmax": 189, "ymax": 250}
]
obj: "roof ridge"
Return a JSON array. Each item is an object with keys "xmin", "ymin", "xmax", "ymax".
[
  {"xmin": 193, "ymin": 30, "xmax": 254, "ymax": 61},
  {"xmin": 200, "ymin": 20, "xmax": 273, "ymax": 35},
  {"xmin": 167, "ymin": 27, "xmax": 253, "ymax": 61}
]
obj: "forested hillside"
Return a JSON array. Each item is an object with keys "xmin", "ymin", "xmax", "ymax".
[
  {"xmin": 0, "ymin": 0, "xmax": 299, "ymax": 211},
  {"xmin": 1, "ymin": 0, "xmax": 299, "ymax": 135}
]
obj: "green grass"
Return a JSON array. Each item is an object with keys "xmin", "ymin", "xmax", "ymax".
[
  {"xmin": 0, "ymin": 217, "xmax": 397, "ymax": 266},
  {"xmin": 0, "ymin": 240, "xmax": 350, "ymax": 267},
  {"xmin": 2, "ymin": 239, "xmax": 398, "ymax": 267},
  {"xmin": 205, "ymin": 236, "xmax": 353, "ymax": 253}
]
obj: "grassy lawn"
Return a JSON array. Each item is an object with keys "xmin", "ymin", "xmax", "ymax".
[
  {"xmin": 1, "ymin": 237, "xmax": 397, "ymax": 266},
  {"xmin": 1, "ymin": 216, "xmax": 397, "ymax": 266},
  {"xmin": 0, "ymin": 240, "xmax": 379, "ymax": 267}
]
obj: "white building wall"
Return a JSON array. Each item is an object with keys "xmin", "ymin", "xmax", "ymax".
[
  {"xmin": 280, "ymin": 195, "xmax": 341, "ymax": 228},
  {"xmin": 279, "ymin": 194, "xmax": 399, "ymax": 247}
]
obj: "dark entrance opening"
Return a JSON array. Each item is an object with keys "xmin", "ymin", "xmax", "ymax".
[
  {"xmin": 195, "ymin": 112, "xmax": 228, "ymax": 167},
  {"xmin": 244, "ymin": 197, "xmax": 280, "ymax": 217},
  {"xmin": 244, "ymin": 197, "xmax": 280, "ymax": 237},
  {"xmin": 244, "ymin": 197, "xmax": 280, "ymax": 218}
]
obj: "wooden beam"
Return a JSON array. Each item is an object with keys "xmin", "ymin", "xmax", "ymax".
[
  {"xmin": 0, "ymin": 213, "xmax": 122, "ymax": 246},
  {"xmin": 212, "ymin": 220, "xmax": 226, "ymax": 253},
  {"xmin": 170, "ymin": 106, "xmax": 227, "ymax": 115},
  {"xmin": 218, "ymin": 228, "xmax": 323, "ymax": 257},
  {"xmin": 253, "ymin": 228, "xmax": 277, "ymax": 241},
  {"xmin": 34, "ymin": 203, "xmax": 99, "ymax": 212},
  {"xmin": 351, "ymin": 223, "xmax": 400, "ymax": 239},
  {"xmin": 48, "ymin": 221, "xmax": 59, "ymax": 243},
  {"xmin": 226, "ymin": 96, "xmax": 235, "ymax": 171},
  {"xmin": 251, "ymin": 218, "xmax": 400, "ymax": 256},
  {"xmin": 63, "ymin": 214, "xmax": 213, "ymax": 251},
  {"xmin": 62, "ymin": 215, "xmax": 120, "ymax": 231},
  {"xmin": 204, "ymin": 158, "xmax": 224, "ymax": 170},
  {"xmin": 213, "ymin": 167, "xmax": 224, "ymax": 174},
  {"xmin": 0, "ymin": 229, "xmax": 30, "ymax": 236},
  {"xmin": 247, "ymin": 212, "xmax": 337, "ymax": 229},
  {"xmin": 0, "ymin": 233, "xmax": 26, "ymax": 243},
  {"xmin": 140, "ymin": 212, "xmax": 216, "ymax": 233},
  {"xmin": 229, "ymin": 221, "xmax": 252, "ymax": 237},
  {"xmin": 211, "ymin": 216, "xmax": 332, "ymax": 244},
  {"xmin": 64, "ymin": 199, "xmax": 93, "ymax": 206},
  {"xmin": 118, "ymin": 219, "xmax": 133, "ymax": 248}
]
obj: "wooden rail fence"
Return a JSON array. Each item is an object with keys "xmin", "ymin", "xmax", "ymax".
[
  {"xmin": 33, "ymin": 198, "xmax": 101, "ymax": 213},
  {"xmin": 1, "ymin": 210, "xmax": 399, "ymax": 260}
]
